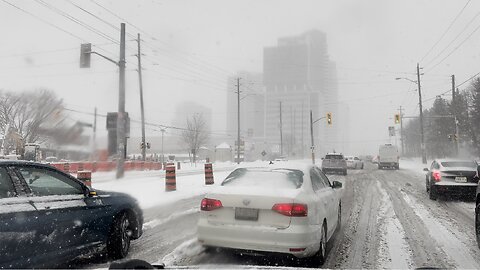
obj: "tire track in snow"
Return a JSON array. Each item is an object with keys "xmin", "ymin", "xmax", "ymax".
[
  {"xmin": 402, "ymin": 191, "xmax": 480, "ymax": 269},
  {"xmin": 377, "ymin": 170, "xmax": 454, "ymax": 268}
]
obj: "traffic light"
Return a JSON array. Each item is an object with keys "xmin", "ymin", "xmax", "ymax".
[
  {"xmin": 394, "ymin": 114, "xmax": 401, "ymax": 124},
  {"xmin": 146, "ymin": 142, "xmax": 151, "ymax": 149},
  {"xmin": 140, "ymin": 142, "xmax": 145, "ymax": 149},
  {"xmin": 326, "ymin": 112, "xmax": 332, "ymax": 125},
  {"xmin": 80, "ymin": 43, "xmax": 91, "ymax": 68}
]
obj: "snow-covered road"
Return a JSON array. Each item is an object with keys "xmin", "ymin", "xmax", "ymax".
[{"xmin": 71, "ymin": 160, "xmax": 480, "ymax": 269}]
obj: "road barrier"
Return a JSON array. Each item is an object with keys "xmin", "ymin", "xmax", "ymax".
[
  {"xmin": 205, "ymin": 163, "xmax": 214, "ymax": 185},
  {"xmin": 63, "ymin": 163, "xmax": 70, "ymax": 173},
  {"xmin": 145, "ymin": 162, "xmax": 153, "ymax": 170},
  {"xmin": 78, "ymin": 162, "xmax": 84, "ymax": 172},
  {"xmin": 77, "ymin": 170, "xmax": 92, "ymax": 187},
  {"xmin": 165, "ymin": 163, "xmax": 176, "ymax": 191}
]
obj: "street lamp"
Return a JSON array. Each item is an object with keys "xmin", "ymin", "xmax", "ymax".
[{"xmin": 394, "ymin": 63, "xmax": 427, "ymax": 164}]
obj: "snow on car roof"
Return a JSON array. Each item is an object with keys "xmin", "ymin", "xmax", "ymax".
[{"xmin": 235, "ymin": 160, "xmax": 314, "ymax": 172}]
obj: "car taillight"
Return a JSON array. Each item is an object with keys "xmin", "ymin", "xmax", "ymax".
[
  {"xmin": 201, "ymin": 198, "xmax": 223, "ymax": 211},
  {"xmin": 272, "ymin": 203, "xmax": 308, "ymax": 217},
  {"xmin": 432, "ymin": 170, "xmax": 441, "ymax": 182}
]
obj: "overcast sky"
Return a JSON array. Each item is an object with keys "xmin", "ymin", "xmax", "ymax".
[{"xmin": 0, "ymin": 0, "xmax": 479, "ymax": 154}]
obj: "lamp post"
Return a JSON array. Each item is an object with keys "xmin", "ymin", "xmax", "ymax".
[{"xmin": 395, "ymin": 65, "xmax": 427, "ymax": 164}]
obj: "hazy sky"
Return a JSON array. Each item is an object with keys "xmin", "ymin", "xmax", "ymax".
[{"xmin": 0, "ymin": 0, "xmax": 479, "ymax": 154}]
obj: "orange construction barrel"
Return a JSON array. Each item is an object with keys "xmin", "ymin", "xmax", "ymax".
[
  {"xmin": 165, "ymin": 163, "xmax": 176, "ymax": 191},
  {"xmin": 205, "ymin": 163, "xmax": 214, "ymax": 185},
  {"xmin": 77, "ymin": 170, "xmax": 92, "ymax": 187}
]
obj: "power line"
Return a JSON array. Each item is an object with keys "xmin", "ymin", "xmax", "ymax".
[
  {"xmin": 420, "ymin": 0, "xmax": 471, "ymax": 63},
  {"xmin": 0, "ymin": 0, "xmax": 85, "ymax": 41},
  {"xmin": 424, "ymin": 11, "xmax": 480, "ymax": 70}
]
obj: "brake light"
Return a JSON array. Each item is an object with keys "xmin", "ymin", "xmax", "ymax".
[
  {"xmin": 272, "ymin": 203, "xmax": 308, "ymax": 217},
  {"xmin": 201, "ymin": 198, "xmax": 223, "ymax": 211},
  {"xmin": 432, "ymin": 170, "xmax": 441, "ymax": 182}
]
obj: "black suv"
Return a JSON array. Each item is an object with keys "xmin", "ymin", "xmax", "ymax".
[{"xmin": 0, "ymin": 161, "xmax": 143, "ymax": 268}]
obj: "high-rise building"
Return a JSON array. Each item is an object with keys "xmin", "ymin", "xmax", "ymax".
[{"xmin": 263, "ymin": 30, "xmax": 338, "ymax": 158}]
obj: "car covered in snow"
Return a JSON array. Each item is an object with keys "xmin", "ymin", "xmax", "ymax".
[
  {"xmin": 197, "ymin": 163, "xmax": 343, "ymax": 266},
  {"xmin": 0, "ymin": 161, "xmax": 143, "ymax": 268},
  {"xmin": 321, "ymin": 153, "xmax": 348, "ymax": 175},
  {"xmin": 345, "ymin": 156, "xmax": 364, "ymax": 170},
  {"xmin": 425, "ymin": 159, "xmax": 479, "ymax": 200}
]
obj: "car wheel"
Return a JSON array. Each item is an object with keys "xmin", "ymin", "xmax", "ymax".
[
  {"xmin": 107, "ymin": 211, "xmax": 132, "ymax": 259},
  {"xmin": 361, "ymin": 164, "xmax": 364, "ymax": 170},
  {"xmin": 476, "ymin": 203, "xmax": 480, "ymax": 249},
  {"xmin": 425, "ymin": 178, "xmax": 430, "ymax": 192},
  {"xmin": 344, "ymin": 170, "xmax": 347, "ymax": 176},
  {"xmin": 429, "ymin": 183, "xmax": 437, "ymax": 200},
  {"xmin": 307, "ymin": 222, "xmax": 327, "ymax": 267}
]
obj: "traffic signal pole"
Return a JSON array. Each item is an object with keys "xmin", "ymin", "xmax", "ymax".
[
  {"xmin": 236, "ymin": 78, "xmax": 241, "ymax": 164},
  {"xmin": 310, "ymin": 110, "xmax": 315, "ymax": 164}
]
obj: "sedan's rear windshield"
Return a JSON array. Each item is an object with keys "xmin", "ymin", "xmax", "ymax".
[
  {"xmin": 325, "ymin": 155, "xmax": 344, "ymax": 159},
  {"xmin": 221, "ymin": 168, "xmax": 303, "ymax": 189},
  {"xmin": 441, "ymin": 161, "xmax": 477, "ymax": 168}
]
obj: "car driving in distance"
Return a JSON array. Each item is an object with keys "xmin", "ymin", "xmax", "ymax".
[
  {"xmin": 378, "ymin": 144, "xmax": 399, "ymax": 170},
  {"xmin": 425, "ymin": 159, "xmax": 479, "ymax": 200},
  {"xmin": 197, "ymin": 163, "xmax": 343, "ymax": 266},
  {"xmin": 0, "ymin": 161, "xmax": 143, "ymax": 268},
  {"xmin": 345, "ymin": 156, "xmax": 364, "ymax": 170},
  {"xmin": 321, "ymin": 153, "xmax": 348, "ymax": 175}
]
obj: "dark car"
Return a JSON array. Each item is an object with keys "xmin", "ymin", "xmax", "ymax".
[
  {"xmin": 0, "ymin": 161, "xmax": 143, "ymax": 268},
  {"xmin": 425, "ymin": 159, "xmax": 479, "ymax": 200}
]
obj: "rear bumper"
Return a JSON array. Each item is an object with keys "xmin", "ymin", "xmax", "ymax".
[
  {"xmin": 322, "ymin": 167, "xmax": 346, "ymax": 172},
  {"xmin": 197, "ymin": 219, "xmax": 319, "ymax": 258},
  {"xmin": 433, "ymin": 183, "xmax": 477, "ymax": 196},
  {"xmin": 379, "ymin": 162, "xmax": 398, "ymax": 167}
]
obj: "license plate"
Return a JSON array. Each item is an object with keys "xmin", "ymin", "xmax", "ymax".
[
  {"xmin": 235, "ymin": 208, "xmax": 259, "ymax": 221},
  {"xmin": 455, "ymin": 176, "xmax": 467, "ymax": 183}
]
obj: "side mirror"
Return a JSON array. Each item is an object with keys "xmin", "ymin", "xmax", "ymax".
[
  {"xmin": 332, "ymin": 181, "xmax": 342, "ymax": 189},
  {"xmin": 321, "ymin": 157, "xmax": 324, "ymax": 160},
  {"xmin": 423, "ymin": 168, "xmax": 429, "ymax": 172},
  {"xmin": 84, "ymin": 186, "xmax": 97, "ymax": 197}
]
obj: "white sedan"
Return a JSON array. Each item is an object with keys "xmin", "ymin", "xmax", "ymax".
[{"xmin": 197, "ymin": 163, "xmax": 343, "ymax": 266}]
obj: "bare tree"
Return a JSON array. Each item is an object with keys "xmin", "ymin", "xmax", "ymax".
[
  {"xmin": 0, "ymin": 89, "xmax": 65, "ymax": 154},
  {"xmin": 181, "ymin": 113, "xmax": 209, "ymax": 163}
]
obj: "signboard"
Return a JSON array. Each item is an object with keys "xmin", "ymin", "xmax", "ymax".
[
  {"xmin": 261, "ymin": 150, "xmax": 267, "ymax": 157},
  {"xmin": 388, "ymin": 126, "xmax": 395, "ymax": 137}
]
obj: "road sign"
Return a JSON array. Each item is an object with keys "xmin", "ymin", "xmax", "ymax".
[
  {"xmin": 261, "ymin": 150, "xmax": 267, "ymax": 157},
  {"xmin": 388, "ymin": 126, "xmax": 395, "ymax": 137}
]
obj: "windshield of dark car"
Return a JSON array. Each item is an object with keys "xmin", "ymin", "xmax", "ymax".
[{"xmin": 441, "ymin": 161, "xmax": 477, "ymax": 168}]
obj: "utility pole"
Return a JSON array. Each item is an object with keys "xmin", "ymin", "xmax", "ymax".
[
  {"xmin": 136, "ymin": 33, "xmax": 146, "ymax": 161},
  {"xmin": 236, "ymin": 77, "xmax": 241, "ymax": 164},
  {"xmin": 279, "ymin": 101, "xmax": 283, "ymax": 156},
  {"xmin": 399, "ymin": 106, "xmax": 404, "ymax": 156},
  {"xmin": 452, "ymin": 75, "xmax": 459, "ymax": 156},
  {"xmin": 161, "ymin": 128, "xmax": 165, "ymax": 163},
  {"xmin": 92, "ymin": 107, "xmax": 97, "ymax": 161},
  {"xmin": 301, "ymin": 104, "xmax": 304, "ymax": 158},
  {"xmin": 417, "ymin": 63, "xmax": 427, "ymax": 164},
  {"xmin": 310, "ymin": 110, "xmax": 315, "ymax": 164},
  {"xmin": 116, "ymin": 23, "xmax": 127, "ymax": 178}
]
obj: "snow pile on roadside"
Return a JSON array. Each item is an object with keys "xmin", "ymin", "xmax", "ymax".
[
  {"xmin": 159, "ymin": 238, "xmax": 204, "ymax": 266},
  {"xmin": 399, "ymin": 158, "xmax": 429, "ymax": 177},
  {"xmin": 376, "ymin": 182, "xmax": 413, "ymax": 269},
  {"xmin": 92, "ymin": 171, "xmax": 231, "ymax": 209},
  {"xmin": 401, "ymin": 191, "xmax": 480, "ymax": 269},
  {"xmin": 144, "ymin": 208, "xmax": 199, "ymax": 229}
]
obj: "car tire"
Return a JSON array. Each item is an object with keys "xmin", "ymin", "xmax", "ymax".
[
  {"xmin": 425, "ymin": 178, "xmax": 430, "ymax": 192},
  {"xmin": 107, "ymin": 211, "xmax": 132, "ymax": 259},
  {"xmin": 429, "ymin": 183, "xmax": 437, "ymax": 200},
  {"xmin": 306, "ymin": 222, "xmax": 327, "ymax": 267},
  {"xmin": 109, "ymin": 259, "xmax": 154, "ymax": 269},
  {"xmin": 343, "ymin": 170, "xmax": 347, "ymax": 176},
  {"xmin": 476, "ymin": 202, "xmax": 480, "ymax": 249},
  {"xmin": 361, "ymin": 164, "xmax": 364, "ymax": 170}
]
